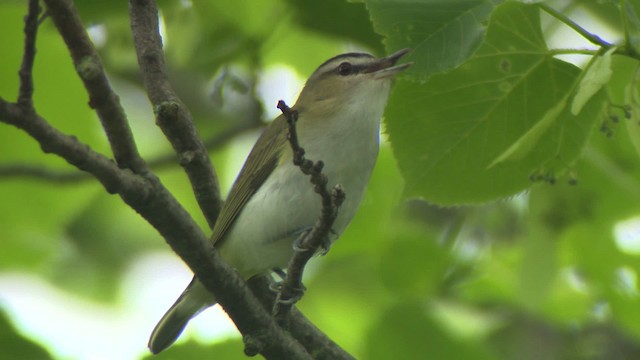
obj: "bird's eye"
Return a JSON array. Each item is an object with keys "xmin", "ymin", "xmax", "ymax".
[{"xmin": 337, "ymin": 62, "xmax": 353, "ymax": 76}]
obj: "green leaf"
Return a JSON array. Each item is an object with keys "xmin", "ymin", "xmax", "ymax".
[
  {"xmin": 365, "ymin": 0, "xmax": 497, "ymax": 79},
  {"xmin": 488, "ymin": 98, "xmax": 566, "ymax": 168},
  {"xmin": 284, "ymin": 0, "xmax": 383, "ymax": 53},
  {"xmin": 364, "ymin": 302, "xmax": 496, "ymax": 360},
  {"xmin": 0, "ymin": 310, "xmax": 52, "ymax": 360},
  {"xmin": 571, "ymin": 47, "xmax": 615, "ymax": 115},
  {"xmin": 624, "ymin": 0, "xmax": 640, "ymax": 55},
  {"xmin": 385, "ymin": 2, "xmax": 605, "ymax": 204},
  {"xmin": 625, "ymin": 70, "xmax": 640, "ymax": 159}
]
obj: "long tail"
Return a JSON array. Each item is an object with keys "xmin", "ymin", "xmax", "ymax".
[{"xmin": 148, "ymin": 277, "xmax": 216, "ymax": 354}]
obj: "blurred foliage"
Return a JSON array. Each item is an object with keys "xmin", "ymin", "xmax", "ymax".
[
  {"xmin": 1, "ymin": 0, "xmax": 640, "ymax": 360},
  {"xmin": 0, "ymin": 309, "xmax": 52, "ymax": 360}
]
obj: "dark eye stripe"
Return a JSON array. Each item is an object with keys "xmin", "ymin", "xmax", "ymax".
[{"xmin": 317, "ymin": 52, "xmax": 374, "ymax": 69}]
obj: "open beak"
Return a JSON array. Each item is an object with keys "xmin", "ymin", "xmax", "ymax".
[{"xmin": 364, "ymin": 48, "xmax": 413, "ymax": 78}]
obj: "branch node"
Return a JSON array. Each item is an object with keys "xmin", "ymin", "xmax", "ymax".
[
  {"xmin": 76, "ymin": 56, "xmax": 102, "ymax": 81},
  {"xmin": 178, "ymin": 150, "xmax": 196, "ymax": 166},
  {"xmin": 243, "ymin": 331, "xmax": 269, "ymax": 357},
  {"xmin": 154, "ymin": 101, "xmax": 180, "ymax": 124}
]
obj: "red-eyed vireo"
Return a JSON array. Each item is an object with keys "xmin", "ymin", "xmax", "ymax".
[{"xmin": 148, "ymin": 48, "xmax": 412, "ymax": 354}]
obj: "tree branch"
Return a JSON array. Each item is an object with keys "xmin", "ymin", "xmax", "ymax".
[
  {"xmin": 2, "ymin": 3, "xmax": 315, "ymax": 358},
  {"xmin": 538, "ymin": 3, "xmax": 613, "ymax": 49},
  {"xmin": 3, "ymin": 2, "xmax": 351, "ymax": 358},
  {"xmin": 17, "ymin": 0, "xmax": 40, "ymax": 111},
  {"xmin": 42, "ymin": 0, "xmax": 147, "ymax": 173},
  {"xmin": 0, "ymin": 119, "xmax": 262, "ymax": 184},
  {"xmin": 128, "ymin": 0, "xmax": 222, "ymax": 229},
  {"xmin": 0, "ymin": 101, "xmax": 148, "ymax": 196},
  {"xmin": 248, "ymin": 276, "xmax": 356, "ymax": 360},
  {"xmin": 0, "ymin": 100, "xmax": 312, "ymax": 360},
  {"xmin": 273, "ymin": 100, "xmax": 345, "ymax": 322}
]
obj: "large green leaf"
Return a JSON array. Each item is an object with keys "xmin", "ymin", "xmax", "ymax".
[
  {"xmin": 366, "ymin": 0, "xmax": 497, "ymax": 79},
  {"xmin": 385, "ymin": 2, "xmax": 605, "ymax": 204}
]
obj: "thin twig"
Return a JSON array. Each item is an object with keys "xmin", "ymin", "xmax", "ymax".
[
  {"xmin": 17, "ymin": 0, "xmax": 40, "ymax": 111},
  {"xmin": 43, "ymin": 0, "xmax": 147, "ymax": 173},
  {"xmin": 538, "ymin": 3, "xmax": 613, "ymax": 49},
  {"xmin": 128, "ymin": 0, "xmax": 222, "ymax": 229},
  {"xmin": 273, "ymin": 100, "xmax": 345, "ymax": 323}
]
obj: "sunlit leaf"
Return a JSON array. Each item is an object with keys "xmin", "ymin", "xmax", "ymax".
[{"xmin": 571, "ymin": 47, "xmax": 615, "ymax": 115}]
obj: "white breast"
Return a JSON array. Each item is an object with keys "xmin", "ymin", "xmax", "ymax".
[{"xmin": 218, "ymin": 80, "xmax": 392, "ymax": 277}]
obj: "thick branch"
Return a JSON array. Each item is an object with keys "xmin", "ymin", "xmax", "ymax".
[
  {"xmin": 128, "ymin": 0, "xmax": 222, "ymax": 229},
  {"xmin": 273, "ymin": 100, "xmax": 345, "ymax": 321},
  {"xmin": 42, "ymin": 0, "xmax": 146, "ymax": 173}
]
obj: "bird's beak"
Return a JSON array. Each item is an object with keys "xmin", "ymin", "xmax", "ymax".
[{"xmin": 364, "ymin": 48, "xmax": 413, "ymax": 78}]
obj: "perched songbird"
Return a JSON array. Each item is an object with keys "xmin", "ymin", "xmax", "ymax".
[{"xmin": 148, "ymin": 48, "xmax": 412, "ymax": 354}]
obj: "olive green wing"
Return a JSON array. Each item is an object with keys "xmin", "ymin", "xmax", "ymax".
[{"xmin": 211, "ymin": 115, "xmax": 289, "ymax": 247}]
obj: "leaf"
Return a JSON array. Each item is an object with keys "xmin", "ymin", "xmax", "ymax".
[
  {"xmin": 624, "ymin": 0, "xmax": 640, "ymax": 55},
  {"xmin": 385, "ymin": 2, "xmax": 606, "ymax": 204},
  {"xmin": 488, "ymin": 98, "xmax": 566, "ymax": 168},
  {"xmin": 365, "ymin": 0, "xmax": 497, "ymax": 80},
  {"xmin": 283, "ymin": 0, "xmax": 383, "ymax": 53},
  {"xmin": 571, "ymin": 47, "xmax": 615, "ymax": 115},
  {"xmin": 625, "ymin": 74, "xmax": 640, "ymax": 159},
  {"xmin": 364, "ymin": 302, "xmax": 496, "ymax": 360},
  {"xmin": 0, "ymin": 310, "xmax": 52, "ymax": 360}
]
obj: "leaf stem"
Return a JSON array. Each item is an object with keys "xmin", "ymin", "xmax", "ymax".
[
  {"xmin": 538, "ymin": 3, "xmax": 613, "ymax": 49},
  {"xmin": 548, "ymin": 48, "xmax": 599, "ymax": 56}
]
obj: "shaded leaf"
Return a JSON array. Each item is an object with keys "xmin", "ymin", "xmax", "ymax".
[
  {"xmin": 364, "ymin": 302, "xmax": 495, "ymax": 360},
  {"xmin": 366, "ymin": 0, "xmax": 497, "ymax": 79},
  {"xmin": 624, "ymin": 0, "xmax": 640, "ymax": 55},
  {"xmin": 385, "ymin": 2, "xmax": 605, "ymax": 204}
]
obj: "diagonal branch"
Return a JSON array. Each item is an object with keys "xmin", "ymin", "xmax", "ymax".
[
  {"xmin": 0, "ymin": 98, "xmax": 312, "ymax": 360},
  {"xmin": 42, "ymin": 0, "xmax": 147, "ymax": 174},
  {"xmin": 128, "ymin": 0, "xmax": 222, "ymax": 229}
]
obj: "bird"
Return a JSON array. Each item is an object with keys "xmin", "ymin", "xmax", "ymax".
[{"xmin": 148, "ymin": 48, "xmax": 412, "ymax": 354}]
